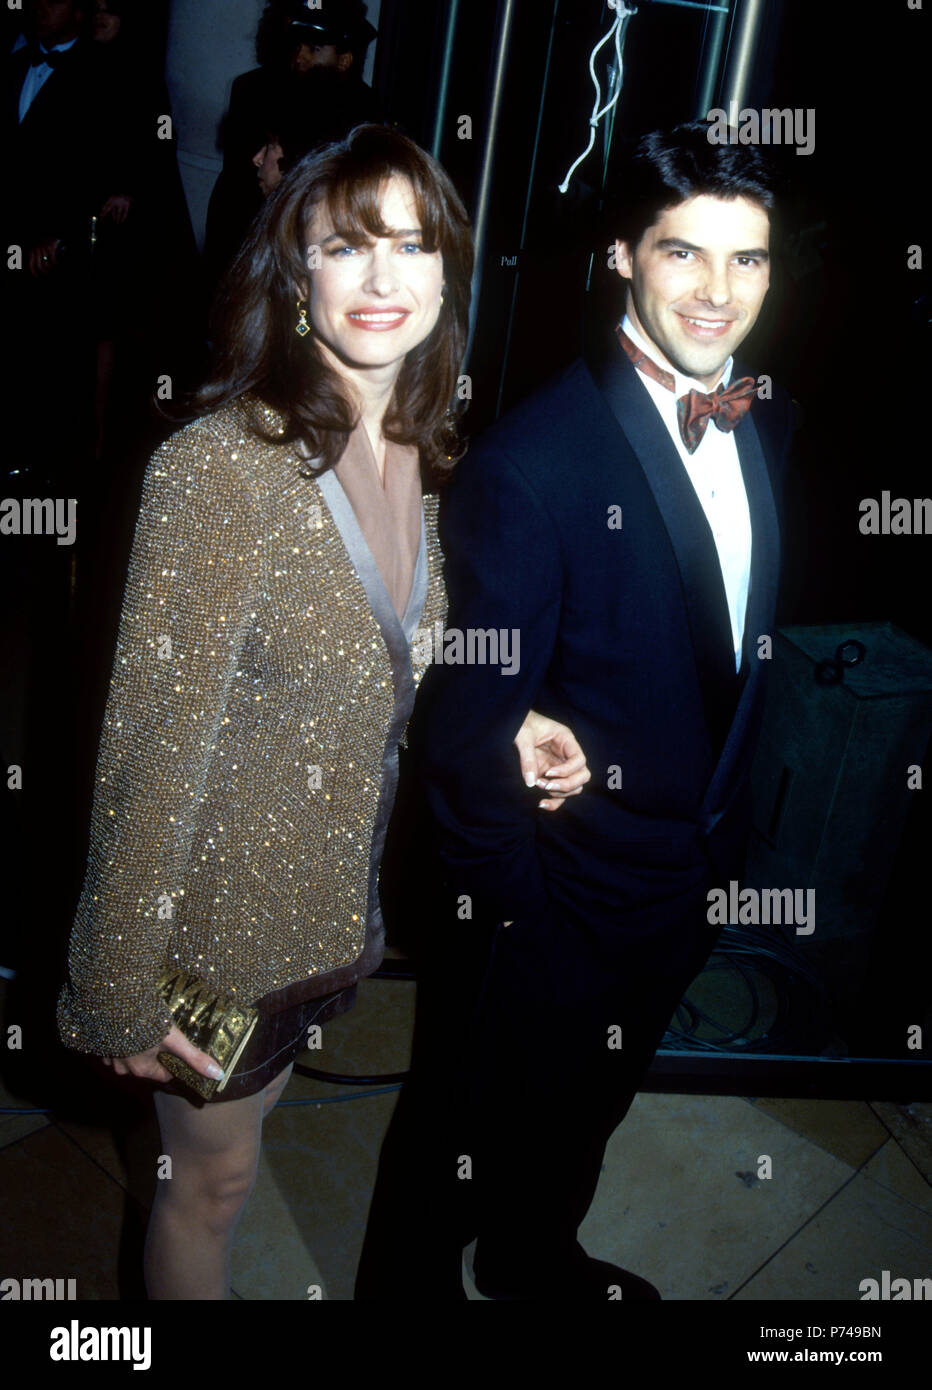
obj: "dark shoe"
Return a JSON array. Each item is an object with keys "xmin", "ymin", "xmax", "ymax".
[{"xmin": 473, "ymin": 1251, "xmax": 661, "ymax": 1301}]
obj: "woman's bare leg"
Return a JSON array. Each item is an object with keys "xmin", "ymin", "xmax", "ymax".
[{"xmin": 144, "ymin": 1062, "xmax": 294, "ymax": 1299}]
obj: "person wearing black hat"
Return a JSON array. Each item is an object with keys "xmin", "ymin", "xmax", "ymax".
[
  {"xmin": 286, "ymin": 0, "xmax": 377, "ymax": 73},
  {"xmin": 205, "ymin": 0, "xmax": 382, "ymax": 292}
]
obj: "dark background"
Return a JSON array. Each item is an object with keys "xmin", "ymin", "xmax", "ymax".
[{"xmin": 2, "ymin": 0, "xmax": 929, "ymax": 1099}]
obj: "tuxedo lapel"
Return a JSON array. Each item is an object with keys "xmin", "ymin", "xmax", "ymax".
[
  {"xmin": 734, "ymin": 402, "xmax": 780, "ymax": 669},
  {"xmin": 585, "ymin": 327, "xmax": 738, "ymax": 751},
  {"xmin": 15, "ymin": 42, "xmax": 83, "ymax": 135},
  {"xmin": 7, "ymin": 50, "xmax": 29, "ymax": 127}
]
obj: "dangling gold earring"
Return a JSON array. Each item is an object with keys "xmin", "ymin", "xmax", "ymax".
[
  {"xmin": 296, "ymin": 300, "xmax": 310, "ymax": 337},
  {"xmin": 440, "ymin": 293, "xmax": 445, "ymax": 306}
]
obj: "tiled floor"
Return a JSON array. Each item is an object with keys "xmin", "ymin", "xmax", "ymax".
[{"xmin": 1, "ymin": 973, "xmax": 929, "ymax": 1301}]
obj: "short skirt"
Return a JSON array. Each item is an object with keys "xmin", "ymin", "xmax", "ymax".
[{"xmin": 161, "ymin": 982, "xmax": 358, "ymax": 1106}]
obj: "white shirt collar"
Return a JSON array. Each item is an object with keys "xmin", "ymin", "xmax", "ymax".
[
  {"xmin": 621, "ymin": 313, "xmax": 733, "ymax": 395},
  {"xmin": 38, "ymin": 37, "xmax": 79, "ymax": 56}
]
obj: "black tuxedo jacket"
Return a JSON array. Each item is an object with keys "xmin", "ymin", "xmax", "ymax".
[
  {"xmin": 6, "ymin": 39, "xmax": 123, "ymax": 247},
  {"xmin": 409, "ymin": 325, "xmax": 793, "ymax": 931}
]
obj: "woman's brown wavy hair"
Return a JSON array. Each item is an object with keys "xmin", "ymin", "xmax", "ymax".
[{"xmin": 192, "ymin": 124, "xmax": 473, "ymax": 481}]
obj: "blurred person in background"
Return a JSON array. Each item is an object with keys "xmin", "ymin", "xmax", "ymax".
[{"xmin": 206, "ymin": 0, "xmax": 381, "ymax": 291}]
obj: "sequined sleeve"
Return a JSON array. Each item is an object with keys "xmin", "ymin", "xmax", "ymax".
[{"xmin": 57, "ymin": 420, "xmax": 261, "ymax": 1057}]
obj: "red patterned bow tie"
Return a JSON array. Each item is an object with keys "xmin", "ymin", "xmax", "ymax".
[{"xmin": 616, "ymin": 326, "xmax": 756, "ymax": 454}]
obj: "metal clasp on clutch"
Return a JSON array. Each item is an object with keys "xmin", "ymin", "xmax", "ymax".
[{"xmin": 155, "ymin": 970, "xmax": 258, "ymax": 1099}]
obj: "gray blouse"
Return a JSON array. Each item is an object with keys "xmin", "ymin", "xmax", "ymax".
[{"xmin": 259, "ymin": 425, "xmax": 430, "ymax": 1013}]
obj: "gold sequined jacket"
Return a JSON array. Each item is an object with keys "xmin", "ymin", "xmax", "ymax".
[{"xmin": 57, "ymin": 395, "xmax": 446, "ymax": 1058}]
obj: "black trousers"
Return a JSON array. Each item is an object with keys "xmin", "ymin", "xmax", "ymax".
[{"xmin": 355, "ymin": 858, "xmax": 719, "ymax": 1299}]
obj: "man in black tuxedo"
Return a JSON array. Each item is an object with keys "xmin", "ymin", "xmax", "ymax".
[
  {"xmin": 7, "ymin": 0, "xmax": 125, "ymax": 275},
  {"xmin": 356, "ymin": 124, "xmax": 793, "ymax": 1301},
  {"xmin": 6, "ymin": 0, "xmax": 127, "ymax": 465}
]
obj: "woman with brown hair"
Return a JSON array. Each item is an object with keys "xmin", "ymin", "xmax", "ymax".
[{"xmin": 56, "ymin": 124, "xmax": 589, "ymax": 1299}]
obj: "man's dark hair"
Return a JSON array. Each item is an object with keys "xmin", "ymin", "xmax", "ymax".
[{"xmin": 609, "ymin": 121, "xmax": 780, "ymax": 252}]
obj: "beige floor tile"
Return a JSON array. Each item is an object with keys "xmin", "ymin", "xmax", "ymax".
[
  {"xmin": 449, "ymin": 1112, "xmax": 932, "ymax": 1304},
  {"xmin": 748, "ymin": 1098, "xmax": 889, "ymax": 1168},
  {"xmin": 287, "ymin": 975, "xmax": 414, "ymax": 1099},
  {"xmin": 226, "ymin": 973, "xmax": 412, "ymax": 1298},
  {"xmin": 578, "ymin": 1092, "xmax": 854, "ymax": 1300},
  {"xmin": 230, "ymin": 1089, "xmax": 399, "ymax": 1300},
  {"xmin": 49, "ymin": 1113, "xmax": 129, "ymax": 1186},
  {"xmin": 229, "ymin": 1145, "xmax": 323, "ymax": 1301},
  {"xmin": 869, "ymin": 1102, "xmax": 932, "ymax": 1185},
  {"xmin": 0, "ymin": 1124, "xmax": 134, "ymax": 1299},
  {"xmin": 859, "ymin": 1137, "xmax": 932, "ymax": 1216},
  {"xmin": 225, "ymin": 974, "xmax": 416, "ymax": 1299},
  {"xmin": 734, "ymin": 1162, "xmax": 932, "ymax": 1300},
  {"xmin": 51, "ymin": 1082, "xmax": 162, "ymax": 1210}
]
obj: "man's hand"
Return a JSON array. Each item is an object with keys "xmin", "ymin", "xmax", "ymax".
[
  {"xmin": 100, "ymin": 194, "xmax": 132, "ymax": 224},
  {"xmin": 514, "ymin": 709, "xmax": 591, "ymax": 812},
  {"xmin": 102, "ymin": 1024, "xmax": 224, "ymax": 1085},
  {"xmin": 29, "ymin": 238, "xmax": 63, "ymax": 277}
]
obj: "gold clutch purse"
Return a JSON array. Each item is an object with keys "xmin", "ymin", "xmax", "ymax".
[{"xmin": 156, "ymin": 970, "xmax": 259, "ymax": 1100}]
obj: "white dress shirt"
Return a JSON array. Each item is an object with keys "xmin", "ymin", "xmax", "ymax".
[
  {"xmin": 621, "ymin": 314, "xmax": 752, "ymax": 672},
  {"xmin": 18, "ymin": 37, "xmax": 78, "ymax": 123}
]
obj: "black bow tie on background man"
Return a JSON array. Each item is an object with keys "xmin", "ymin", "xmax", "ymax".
[
  {"xmin": 28, "ymin": 45, "xmax": 65, "ymax": 69},
  {"xmin": 617, "ymin": 326, "xmax": 757, "ymax": 455}
]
